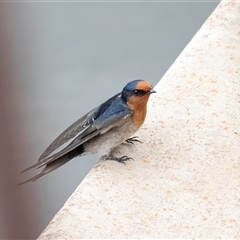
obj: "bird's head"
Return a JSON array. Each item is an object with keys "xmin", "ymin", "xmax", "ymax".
[{"xmin": 121, "ymin": 80, "xmax": 156, "ymax": 109}]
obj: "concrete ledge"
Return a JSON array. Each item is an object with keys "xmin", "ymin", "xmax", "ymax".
[{"xmin": 38, "ymin": 0, "xmax": 240, "ymax": 238}]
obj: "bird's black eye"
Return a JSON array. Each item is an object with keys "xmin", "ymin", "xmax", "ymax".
[{"xmin": 134, "ymin": 89, "xmax": 145, "ymax": 96}]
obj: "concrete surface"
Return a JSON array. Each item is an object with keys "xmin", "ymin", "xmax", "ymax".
[{"xmin": 38, "ymin": 0, "xmax": 240, "ymax": 238}]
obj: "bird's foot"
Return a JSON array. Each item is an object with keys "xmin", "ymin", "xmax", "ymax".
[
  {"xmin": 125, "ymin": 136, "xmax": 142, "ymax": 145},
  {"xmin": 105, "ymin": 155, "xmax": 134, "ymax": 165}
]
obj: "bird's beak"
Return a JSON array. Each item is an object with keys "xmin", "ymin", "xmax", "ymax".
[{"xmin": 149, "ymin": 89, "xmax": 156, "ymax": 94}]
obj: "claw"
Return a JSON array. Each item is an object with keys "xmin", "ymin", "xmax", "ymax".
[
  {"xmin": 105, "ymin": 155, "xmax": 134, "ymax": 164},
  {"xmin": 125, "ymin": 136, "xmax": 142, "ymax": 144}
]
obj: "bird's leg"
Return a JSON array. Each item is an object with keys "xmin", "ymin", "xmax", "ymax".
[
  {"xmin": 125, "ymin": 136, "xmax": 142, "ymax": 144},
  {"xmin": 105, "ymin": 155, "xmax": 134, "ymax": 164}
]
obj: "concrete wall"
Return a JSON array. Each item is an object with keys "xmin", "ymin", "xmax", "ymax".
[{"xmin": 38, "ymin": 0, "xmax": 240, "ymax": 238}]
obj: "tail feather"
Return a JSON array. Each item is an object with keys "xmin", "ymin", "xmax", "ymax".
[
  {"xmin": 19, "ymin": 144, "xmax": 85, "ymax": 185},
  {"xmin": 18, "ymin": 155, "xmax": 71, "ymax": 185}
]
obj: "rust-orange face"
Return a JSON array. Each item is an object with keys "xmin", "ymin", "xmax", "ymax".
[
  {"xmin": 122, "ymin": 79, "xmax": 156, "ymax": 127},
  {"xmin": 122, "ymin": 79, "xmax": 156, "ymax": 107},
  {"xmin": 122, "ymin": 80, "xmax": 155, "ymax": 100}
]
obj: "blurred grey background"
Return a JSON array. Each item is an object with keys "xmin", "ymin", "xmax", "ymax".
[{"xmin": 0, "ymin": 1, "xmax": 219, "ymax": 239}]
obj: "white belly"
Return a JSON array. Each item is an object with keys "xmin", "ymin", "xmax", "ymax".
[{"xmin": 83, "ymin": 118, "xmax": 140, "ymax": 155}]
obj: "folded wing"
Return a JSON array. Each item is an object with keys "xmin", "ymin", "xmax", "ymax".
[{"xmin": 21, "ymin": 93, "xmax": 132, "ymax": 173}]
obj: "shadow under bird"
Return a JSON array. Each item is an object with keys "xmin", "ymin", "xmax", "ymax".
[{"xmin": 19, "ymin": 79, "xmax": 156, "ymax": 184}]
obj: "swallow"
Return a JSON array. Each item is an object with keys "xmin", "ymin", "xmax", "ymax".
[{"xmin": 19, "ymin": 79, "xmax": 156, "ymax": 184}]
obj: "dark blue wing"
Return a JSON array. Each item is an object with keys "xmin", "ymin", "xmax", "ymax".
[
  {"xmin": 20, "ymin": 94, "xmax": 132, "ymax": 172},
  {"xmin": 36, "ymin": 92, "xmax": 132, "ymax": 164},
  {"xmin": 38, "ymin": 92, "xmax": 121, "ymax": 161}
]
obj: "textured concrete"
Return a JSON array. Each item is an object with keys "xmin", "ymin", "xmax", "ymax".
[{"xmin": 38, "ymin": 0, "xmax": 240, "ymax": 238}]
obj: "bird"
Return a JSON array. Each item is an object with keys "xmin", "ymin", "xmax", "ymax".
[{"xmin": 19, "ymin": 79, "xmax": 156, "ymax": 184}]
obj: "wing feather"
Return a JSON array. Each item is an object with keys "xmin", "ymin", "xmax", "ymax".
[
  {"xmin": 38, "ymin": 92, "xmax": 121, "ymax": 162},
  {"xmin": 38, "ymin": 108, "xmax": 96, "ymax": 161},
  {"xmin": 38, "ymin": 106, "xmax": 132, "ymax": 167},
  {"xmin": 21, "ymin": 92, "xmax": 133, "ymax": 174}
]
